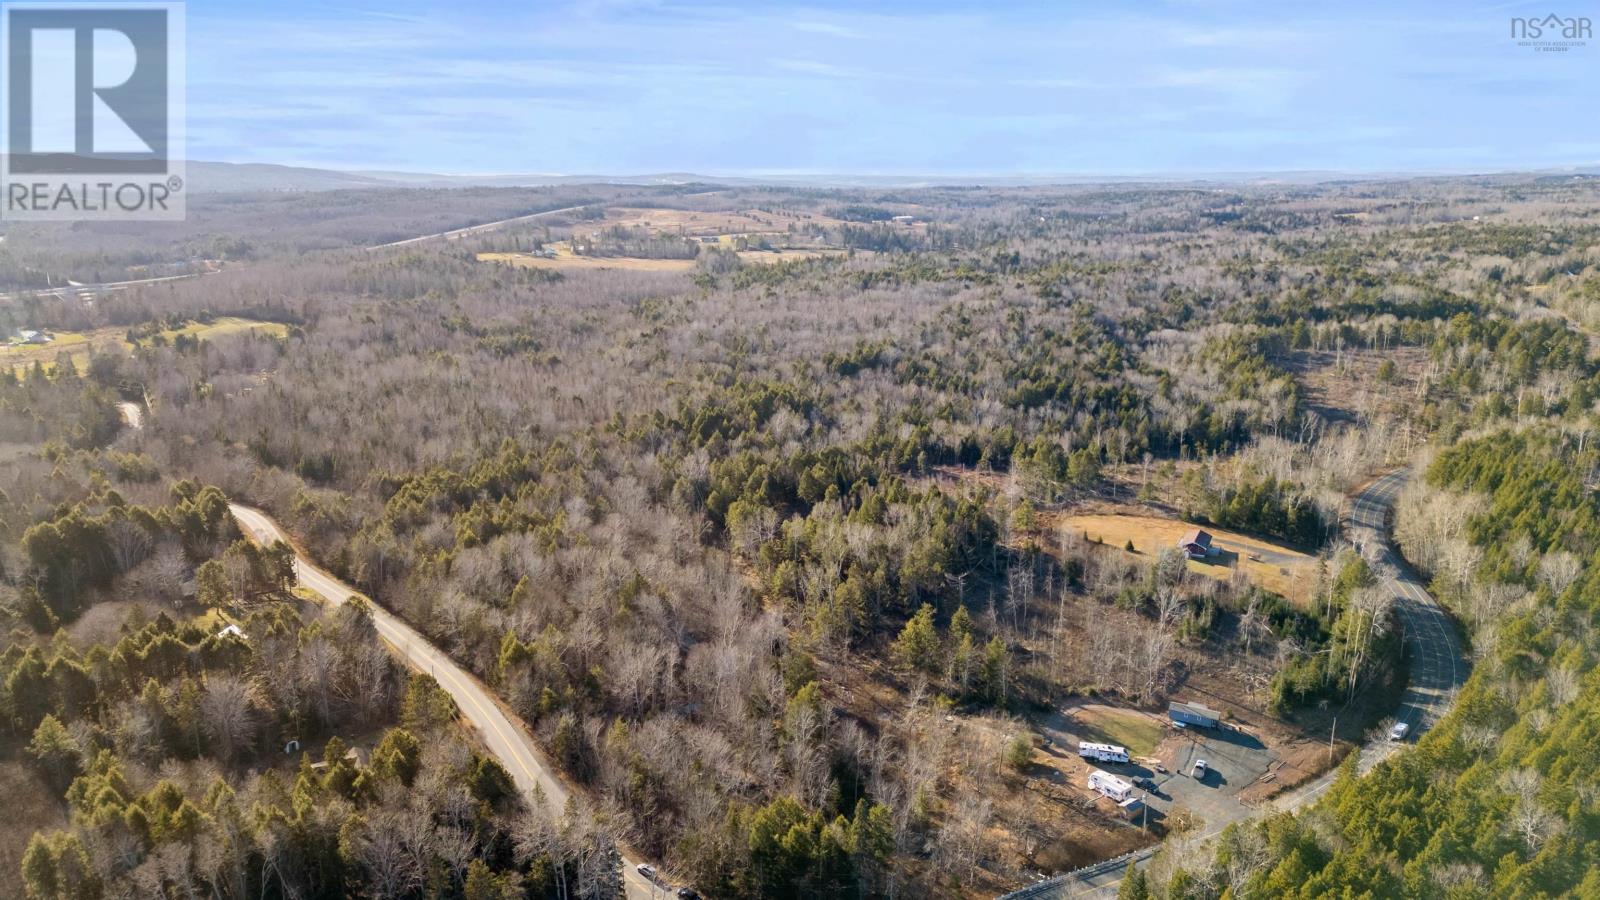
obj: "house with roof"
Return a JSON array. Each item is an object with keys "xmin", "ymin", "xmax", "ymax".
[
  {"xmin": 1168, "ymin": 700, "xmax": 1222, "ymax": 729},
  {"xmin": 1178, "ymin": 528, "xmax": 1218, "ymax": 559}
]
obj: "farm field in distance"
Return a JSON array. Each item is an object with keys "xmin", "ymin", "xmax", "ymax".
[
  {"xmin": 477, "ymin": 246, "xmax": 836, "ymax": 272},
  {"xmin": 2, "ymin": 316, "xmax": 288, "ymax": 373},
  {"xmin": 471, "ymin": 202, "xmax": 918, "ymax": 271},
  {"xmin": 592, "ymin": 205, "xmax": 861, "ymax": 234}
]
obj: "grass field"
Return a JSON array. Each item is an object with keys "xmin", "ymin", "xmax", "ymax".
[
  {"xmin": 1054, "ymin": 513, "xmax": 1321, "ymax": 606},
  {"xmin": 475, "ymin": 204, "xmax": 864, "ymax": 272},
  {"xmin": 591, "ymin": 206, "xmax": 855, "ymax": 235},
  {"xmin": 4, "ymin": 316, "xmax": 288, "ymax": 373},
  {"xmin": 478, "ymin": 247, "xmax": 834, "ymax": 272},
  {"xmin": 1074, "ymin": 704, "xmax": 1166, "ymax": 757}
]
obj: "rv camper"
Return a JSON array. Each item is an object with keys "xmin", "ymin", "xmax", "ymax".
[
  {"xmin": 1078, "ymin": 741, "xmax": 1131, "ymax": 764},
  {"xmin": 1088, "ymin": 770, "xmax": 1135, "ymax": 802}
]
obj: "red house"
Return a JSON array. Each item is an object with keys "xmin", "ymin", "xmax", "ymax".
[{"xmin": 1178, "ymin": 529, "xmax": 1214, "ymax": 559}]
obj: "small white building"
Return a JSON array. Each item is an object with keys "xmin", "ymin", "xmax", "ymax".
[
  {"xmin": 1078, "ymin": 741, "xmax": 1130, "ymax": 764},
  {"xmin": 216, "ymin": 623, "xmax": 246, "ymax": 640},
  {"xmin": 1088, "ymin": 770, "xmax": 1134, "ymax": 802}
]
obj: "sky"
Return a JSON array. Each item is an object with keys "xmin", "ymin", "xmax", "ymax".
[{"xmin": 182, "ymin": 0, "xmax": 1600, "ymax": 176}]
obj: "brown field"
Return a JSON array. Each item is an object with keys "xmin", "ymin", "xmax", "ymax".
[
  {"xmin": 473, "ymin": 202, "xmax": 916, "ymax": 272},
  {"xmin": 1053, "ymin": 513, "xmax": 1322, "ymax": 606},
  {"xmin": 593, "ymin": 205, "xmax": 854, "ymax": 235},
  {"xmin": 1286, "ymin": 346, "xmax": 1431, "ymax": 425},
  {"xmin": 478, "ymin": 247, "xmax": 838, "ymax": 272},
  {"xmin": 4, "ymin": 316, "xmax": 288, "ymax": 373}
]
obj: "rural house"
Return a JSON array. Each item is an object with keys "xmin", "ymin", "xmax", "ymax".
[
  {"xmin": 1168, "ymin": 700, "xmax": 1222, "ymax": 729},
  {"xmin": 1178, "ymin": 528, "xmax": 1217, "ymax": 559}
]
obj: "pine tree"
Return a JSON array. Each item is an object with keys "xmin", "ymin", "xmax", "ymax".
[
  {"xmin": 1118, "ymin": 867, "xmax": 1150, "ymax": 900},
  {"xmin": 891, "ymin": 604, "xmax": 942, "ymax": 673}
]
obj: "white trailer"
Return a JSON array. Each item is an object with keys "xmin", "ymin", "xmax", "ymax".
[
  {"xmin": 1077, "ymin": 741, "xmax": 1130, "ymax": 764},
  {"xmin": 1088, "ymin": 770, "xmax": 1134, "ymax": 802}
]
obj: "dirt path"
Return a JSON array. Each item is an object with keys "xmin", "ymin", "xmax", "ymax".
[{"xmin": 229, "ymin": 503, "xmax": 664, "ymax": 900}]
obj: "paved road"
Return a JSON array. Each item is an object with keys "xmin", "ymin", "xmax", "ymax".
[
  {"xmin": 1006, "ymin": 468, "xmax": 1469, "ymax": 899},
  {"xmin": 229, "ymin": 503, "xmax": 665, "ymax": 900},
  {"xmin": 367, "ymin": 187, "xmax": 725, "ymax": 250},
  {"xmin": 367, "ymin": 204, "xmax": 592, "ymax": 250},
  {"xmin": 1344, "ymin": 470, "xmax": 1467, "ymax": 742},
  {"xmin": 0, "ymin": 270, "xmax": 208, "ymax": 303},
  {"xmin": 1280, "ymin": 468, "xmax": 1468, "ymax": 806}
]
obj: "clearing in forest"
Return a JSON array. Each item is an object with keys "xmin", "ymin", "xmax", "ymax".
[
  {"xmin": 1071, "ymin": 703, "xmax": 1166, "ymax": 757},
  {"xmin": 3, "ymin": 316, "xmax": 288, "ymax": 374},
  {"xmin": 478, "ymin": 247, "xmax": 833, "ymax": 272},
  {"xmin": 1053, "ymin": 513, "xmax": 1322, "ymax": 607},
  {"xmin": 591, "ymin": 206, "xmax": 856, "ymax": 234}
]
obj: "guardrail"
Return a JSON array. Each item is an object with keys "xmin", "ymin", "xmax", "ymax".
[{"xmin": 998, "ymin": 847, "xmax": 1155, "ymax": 899}]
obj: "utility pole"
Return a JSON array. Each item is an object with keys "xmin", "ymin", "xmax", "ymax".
[{"xmin": 1329, "ymin": 715, "xmax": 1338, "ymax": 765}]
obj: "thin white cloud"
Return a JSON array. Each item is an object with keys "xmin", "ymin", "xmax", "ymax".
[
  {"xmin": 771, "ymin": 58, "xmax": 872, "ymax": 78},
  {"xmin": 792, "ymin": 20, "xmax": 863, "ymax": 39},
  {"xmin": 179, "ymin": 0, "xmax": 1600, "ymax": 174}
]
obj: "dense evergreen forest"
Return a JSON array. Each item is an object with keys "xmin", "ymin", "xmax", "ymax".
[{"xmin": 3, "ymin": 175, "xmax": 1599, "ymax": 896}]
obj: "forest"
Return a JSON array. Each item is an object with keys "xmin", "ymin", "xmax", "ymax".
[{"xmin": 3, "ymin": 174, "xmax": 1600, "ymax": 896}]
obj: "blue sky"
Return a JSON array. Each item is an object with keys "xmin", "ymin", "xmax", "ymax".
[{"xmin": 184, "ymin": 0, "xmax": 1600, "ymax": 175}]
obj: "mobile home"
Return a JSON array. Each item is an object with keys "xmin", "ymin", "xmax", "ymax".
[{"xmin": 1168, "ymin": 700, "xmax": 1222, "ymax": 729}]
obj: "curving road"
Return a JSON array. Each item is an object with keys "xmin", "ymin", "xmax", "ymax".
[
  {"xmin": 1005, "ymin": 468, "xmax": 1470, "ymax": 899},
  {"xmin": 1344, "ymin": 470, "xmax": 1467, "ymax": 740},
  {"xmin": 1289, "ymin": 468, "xmax": 1468, "ymax": 796},
  {"xmin": 229, "ymin": 504, "xmax": 665, "ymax": 900}
]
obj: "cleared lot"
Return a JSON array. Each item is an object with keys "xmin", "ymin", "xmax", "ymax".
[
  {"xmin": 1053, "ymin": 513, "xmax": 1322, "ymax": 607},
  {"xmin": 478, "ymin": 247, "xmax": 833, "ymax": 272},
  {"xmin": 4, "ymin": 316, "xmax": 288, "ymax": 373},
  {"xmin": 1036, "ymin": 705, "xmax": 1278, "ymax": 840}
]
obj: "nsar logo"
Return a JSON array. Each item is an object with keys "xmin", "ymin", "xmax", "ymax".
[{"xmin": 1510, "ymin": 13, "xmax": 1591, "ymax": 52}]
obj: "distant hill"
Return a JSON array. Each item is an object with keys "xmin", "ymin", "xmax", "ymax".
[
  {"xmin": 186, "ymin": 161, "xmax": 394, "ymax": 192},
  {"xmin": 186, "ymin": 161, "xmax": 722, "ymax": 193},
  {"xmin": 182, "ymin": 160, "xmax": 1600, "ymax": 193}
]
